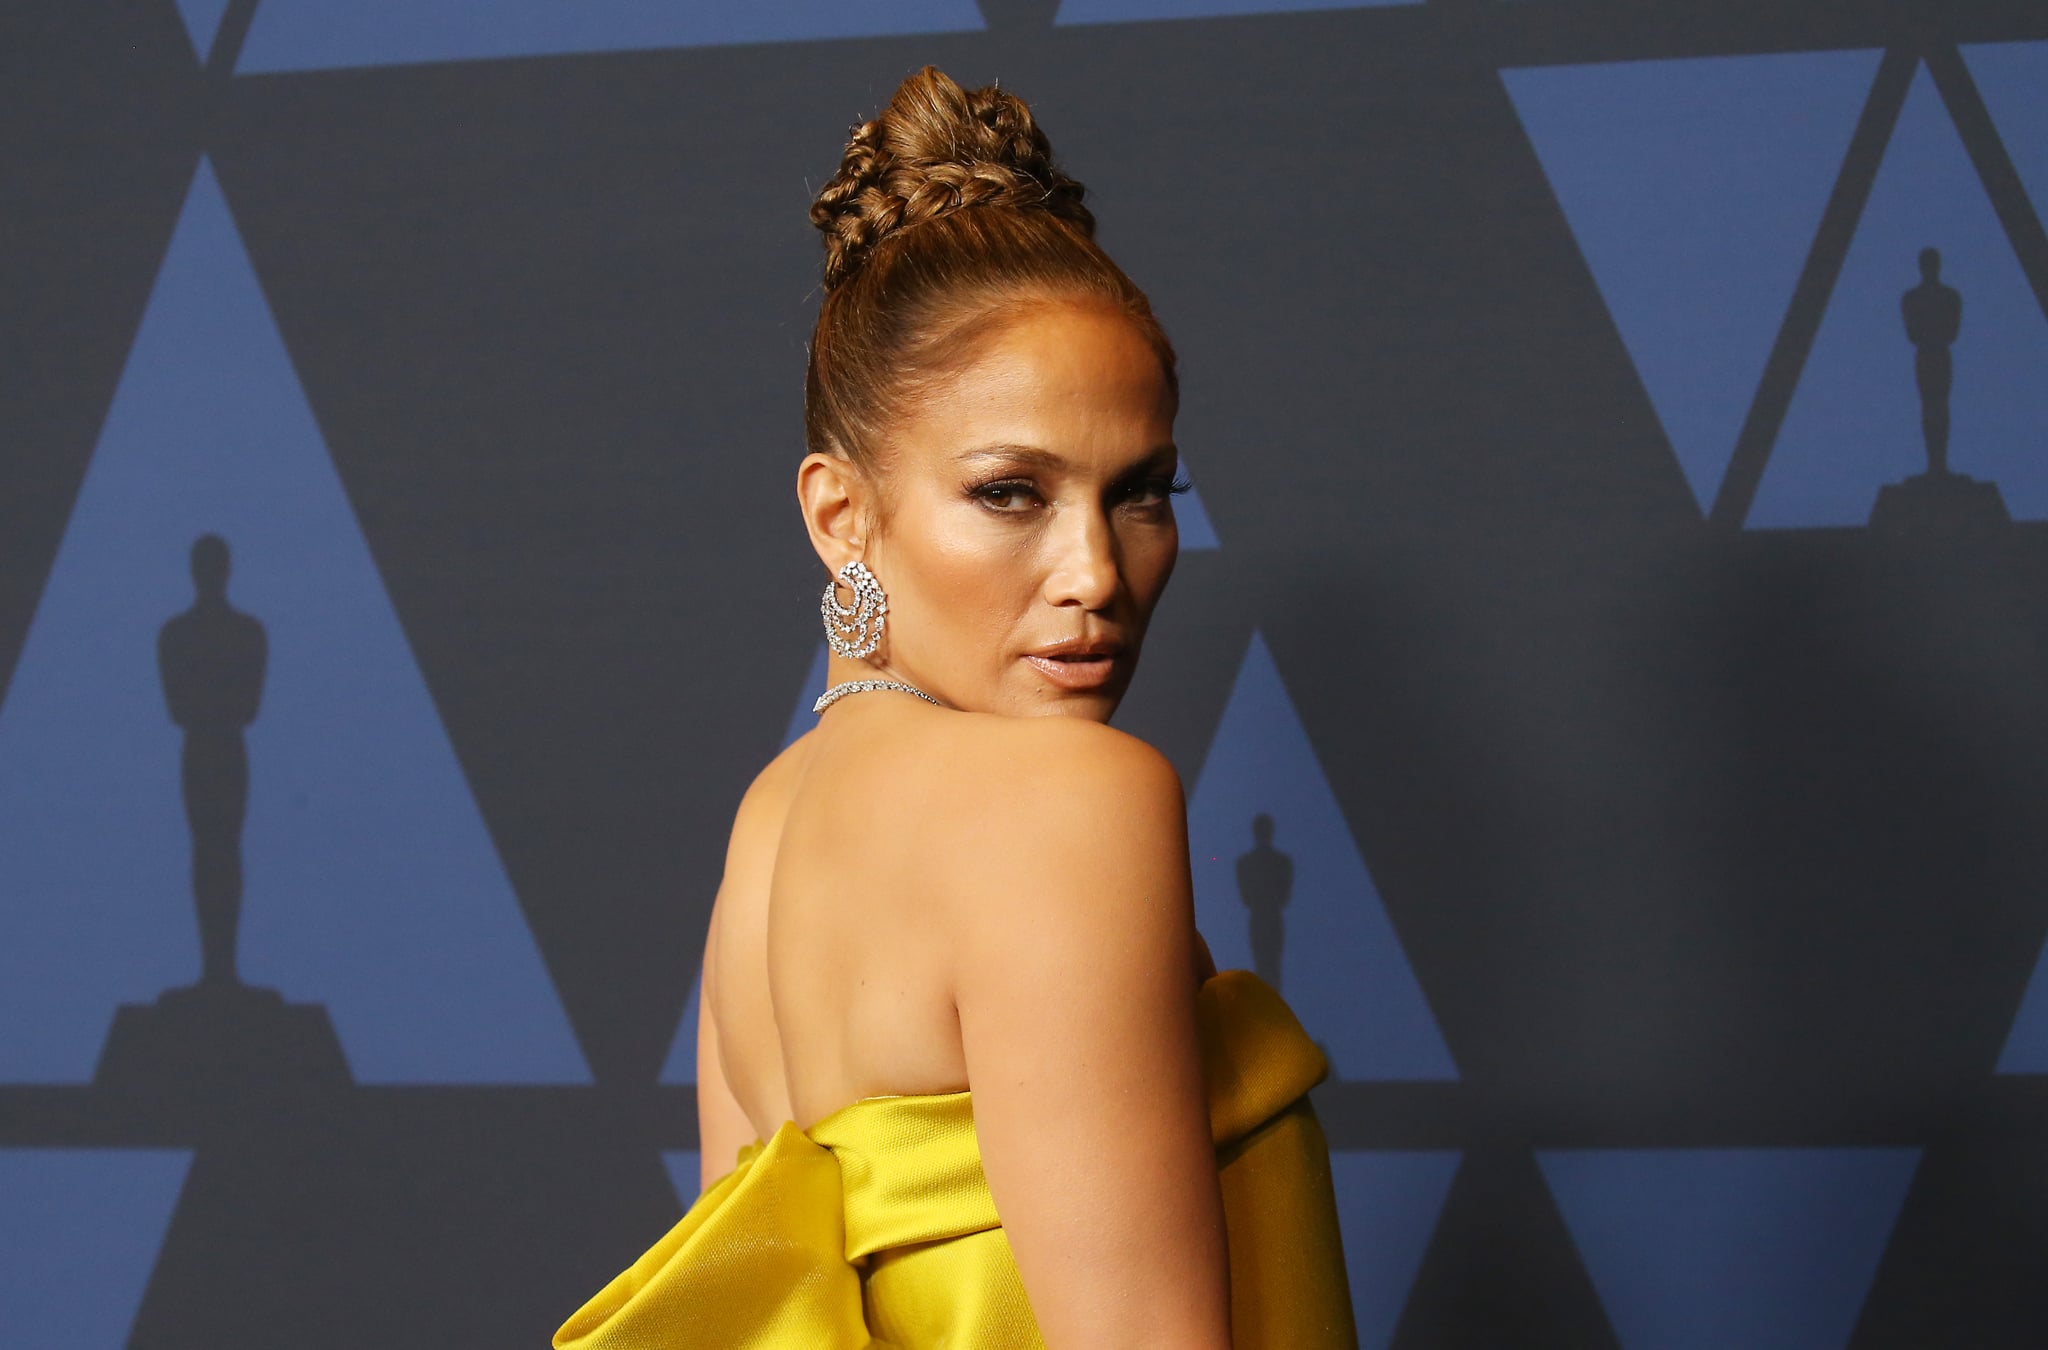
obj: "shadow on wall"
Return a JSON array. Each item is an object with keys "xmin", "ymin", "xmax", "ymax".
[
  {"xmin": 95, "ymin": 533, "xmax": 349, "ymax": 1093},
  {"xmin": 1873, "ymin": 245, "xmax": 2012, "ymax": 532},
  {"xmin": 1237, "ymin": 811, "xmax": 1293, "ymax": 992}
]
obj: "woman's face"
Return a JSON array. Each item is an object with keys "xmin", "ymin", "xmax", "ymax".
[{"xmin": 860, "ymin": 299, "xmax": 1181, "ymax": 721}]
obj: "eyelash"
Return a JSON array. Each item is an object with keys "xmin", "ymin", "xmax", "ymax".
[{"xmin": 971, "ymin": 473, "xmax": 1193, "ymax": 512}]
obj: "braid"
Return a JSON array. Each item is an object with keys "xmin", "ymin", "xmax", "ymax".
[
  {"xmin": 803, "ymin": 65, "xmax": 1175, "ymax": 473},
  {"xmin": 810, "ymin": 68, "xmax": 1094, "ymax": 291}
]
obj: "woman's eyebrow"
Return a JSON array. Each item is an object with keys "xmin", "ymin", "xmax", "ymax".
[
  {"xmin": 958, "ymin": 444, "xmax": 1180, "ymax": 471},
  {"xmin": 957, "ymin": 444, "xmax": 1067, "ymax": 470}
]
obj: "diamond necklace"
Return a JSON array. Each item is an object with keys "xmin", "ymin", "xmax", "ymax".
[{"xmin": 813, "ymin": 678, "xmax": 945, "ymax": 714}]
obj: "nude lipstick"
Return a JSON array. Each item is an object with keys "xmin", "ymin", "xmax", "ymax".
[{"xmin": 1021, "ymin": 638, "xmax": 1123, "ymax": 691}]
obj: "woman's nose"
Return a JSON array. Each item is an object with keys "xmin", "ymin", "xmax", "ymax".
[{"xmin": 1043, "ymin": 506, "xmax": 1119, "ymax": 610}]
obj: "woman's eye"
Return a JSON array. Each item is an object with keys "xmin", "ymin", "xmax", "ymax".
[
  {"xmin": 975, "ymin": 481, "xmax": 1041, "ymax": 512},
  {"xmin": 1122, "ymin": 474, "xmax": 1192, "ymax": 507}
]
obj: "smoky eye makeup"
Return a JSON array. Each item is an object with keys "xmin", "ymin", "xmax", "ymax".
[
  {"xmin": 966, "ymin": 476, "xmax": 1046, "ymax": 513},
  {"xmin": 958, "ymin": 445, "xmax": 1184, "ymax": 512},
  {"xmin": 1111, "ymin": 463, "xmax": 1193, "ymax": 508}
]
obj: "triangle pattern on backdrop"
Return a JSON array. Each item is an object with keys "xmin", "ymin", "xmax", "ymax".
[
  {"xmin": 1187, "ymin": 631, "xmax": 1455, "ymax": 1080},
  {"xmin": 1963, "ymin": 41, "xmax": 2048, "ymax": 224},
  {"xmin": 1994, "ymin": 933, "xmax": 2048, "ymax": 1071},
  {"xmin": 1059, "ymin": 0, "xmax": 1418, "ymax": 24},
  {"xmin": 663, "ymin": 1150, "xmax": 704, "ymax": 1208},
  {"xmin": 1753, "ymin": 64, "xmax": 2048, "ymax": 527},
  {"xmin": 237, "ymin": 0, "xmax": 987, "ymax": 73},
  {"xmin": 783, "ymin": 642, "xmax": 830, "ymax": 751},
  {"xmin": 0, "ymin": 1148, "xmax": 192, "ymax": 1349},
  {"xmin": 1331, "ymin": 1150, "xmax": 1461, "ymax": 1350},
  {"xmin": 173, "ymin": 0, "xmax": 232, "ymax": 62},
  {"xmin": 659, "ymin": 963, "xmax": 705, "ymax": 1085},
  {"xmin": 659, "ymin": 637, "xmax": 820, "ymax": 1084},
  {"xmin": 1538, "ymin": 1148, "xmax": 1920, "ymax": 1350},
  {"xmin": 1176, "ymin": 461, "xmax": 1221, "ymax": 550},
  {"xmin": 1501, "ymin": 50, "xmax": 1880, "ymax": 515},
  {"xmin": 0, "ymin": 159, "xmax": 587, "ymax": 1084}
]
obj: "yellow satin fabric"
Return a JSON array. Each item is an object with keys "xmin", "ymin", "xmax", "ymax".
[{"xmin": 554, "ymin": 970, "xmax": 1355, "ymax": 1348}]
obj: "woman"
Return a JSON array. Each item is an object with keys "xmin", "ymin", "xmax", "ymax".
[{"xmin": 555, "ymin": 66, "xmax": 1353, "ymax": 1349}]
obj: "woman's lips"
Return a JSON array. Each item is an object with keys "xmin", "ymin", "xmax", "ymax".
[{"xmin": 1022, "ymin": 652, "xmax": 1119, "ymax": 690}]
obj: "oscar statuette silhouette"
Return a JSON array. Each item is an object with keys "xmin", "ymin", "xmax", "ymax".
[
  {"xmin": 1869, "ymin": 247, "xmax": 2011, "ymax": 532},
  {"xmin": 1236, "ymin": 812, "xmax": 1293, "ymax": 994},
  {"xmin": 94, "ymin": 535, "xmax": 349, "ymax": 1089},
  {"xmin": 1233, "ymin": 813, "xmax": 1335, "ymax": 1069}
]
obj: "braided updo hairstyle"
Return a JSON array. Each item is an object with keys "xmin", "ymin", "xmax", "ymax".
[{"xmin": 805, "ymin": 66, "xmax": 1177, "ymax": 475}]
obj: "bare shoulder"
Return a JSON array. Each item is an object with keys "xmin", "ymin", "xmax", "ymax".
[
  {"xmin": 914, "ymin": 715, "xmax": 1187, "ymax": 925},
  {"xmin": 923, "ymin": 712, "xmax": 1184, "ymax": 827},
  {"xmin": 908, "ymin": 715, "xmax": 1192, "ymax": 965}
]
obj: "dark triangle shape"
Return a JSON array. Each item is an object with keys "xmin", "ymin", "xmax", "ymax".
[
  {"xmin": 1186, "ymin": 632, "xmax": 1455, "ymax": 1080},
  {"xmin": 0, "ymin": 160, "xmax": 587, "ymax": 1084},
  {"xmin": 1060, "ymin": 0, "xmax": 1417, "ymax": 23},
  {"xmin": 1755, "ymin": 65, "xmax": 2048, "ymax": 527},
  {"xmin": 173, "ymin": 0, "xmax": 231, "ymax": 61},
  {"xmin": 978, "ymin": 0, "xmax": 1062, "ymax": 27},
  {"xmin": 0, "ymin": 1148, "xmax": 192, "ymax": 1347},
  {"xmin": 1996, "ymin": 923, "xmax": 2048, "ymax": 1072},
  {"xmin": 1176, "ymin": 457, "xmax": 1220, "ymax": 550},
  {"xmin": 239, "ymin": 1, "xmax": 987, "ymax": 73},
  {"xmin": 1540, "ymin": 1148, "xmax": 1919, "ymax": 1350},
  {"xmin": 663, "ymin": 1150, "xmax": 703, "ymax": 1207},
  {"xmin": 783, "ymin": 642, "xmax": 830, "ymax": 750},
  {"xmin": 1332, "ymin": 1150, "xmax": 1460, "ymax": 1350},
  {"xmin": 659, "ymin": 962, "xmax": 704, "ymax": 1086},
  {"xmin": 1502, "ymin": 51, "xmax": 1878, "ymax": 515},
  {"xmin": 1962, "ymin": 41, "xmax": 2048, "ymax": 222}
]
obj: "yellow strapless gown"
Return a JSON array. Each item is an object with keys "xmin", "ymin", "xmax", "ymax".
[{"xmin": 554, "ymin": 970, "xmax": 1355, "ymax": 1348}]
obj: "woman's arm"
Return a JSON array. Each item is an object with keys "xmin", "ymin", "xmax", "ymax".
[{"xmin": 944, "ymin": 721, "xmax": 1230, "ymax": 1350}]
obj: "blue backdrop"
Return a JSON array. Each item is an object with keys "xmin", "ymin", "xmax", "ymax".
[{"xmin": 2, "ymin": 2, "xmax": 2046, "ymax": 1345}]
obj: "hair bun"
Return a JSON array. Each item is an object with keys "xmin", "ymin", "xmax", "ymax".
[{"xmin": 810, "ymin": 66, "xmax": 1095, "ymax": 292}]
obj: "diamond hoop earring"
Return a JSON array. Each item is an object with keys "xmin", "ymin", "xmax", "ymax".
[{"xmin": 821, "ymin": 559, "xmax": 888, "ymax": 660}]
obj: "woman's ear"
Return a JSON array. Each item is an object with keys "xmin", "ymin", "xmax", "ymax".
[{"xmin": 797, "ymin": 450, "xmax": 869, "ymax": 573}]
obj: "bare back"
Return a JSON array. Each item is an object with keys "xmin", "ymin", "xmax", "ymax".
[
  {"xmin": 695, "ymin": 695, "xmax": 1230, "ymax": 1348},
  {"xmin": 704, "ymin": 696, "xmax": 1220, "ymax": 1155},
  {"xmin": 702, "ymin": 700, "xmax": 987, "ymax": 1143}
]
